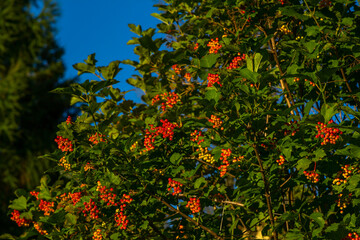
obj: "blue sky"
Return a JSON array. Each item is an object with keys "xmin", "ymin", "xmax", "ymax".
[{"xmin": 56, "ymin": 0, "xmax": 162, "ymax": 101}]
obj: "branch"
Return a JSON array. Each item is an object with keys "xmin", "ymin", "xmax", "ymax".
[{"xmin": 152, "ymin": 195, "xmax": 224, "ymax": 240}]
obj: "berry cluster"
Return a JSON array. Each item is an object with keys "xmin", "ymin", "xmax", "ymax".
[
  {"xmin": 39, "ymin": 200, "xmax": 55, "ymax": 216},
  {"xmin": 168, "ymin": 178, "xmax": 183, "ymax": 196},
  {"xmin": 57, "ymin": 192, "xmax": 82, "ymax": 206},
  {"xmin": 30, "ymin": 191, "xmax": 39, "ymax": 200},
  {"xmin": 283, "ymin": 120, "xmax": 300, "ymax": 136},
  {"xmin": 83, "ymin": 199, "xmax": 100, "ymax": 219},
  {"xmin": 55, "ymin": 136, "xmax": 73, "ymax": 152},
  {"xmin": 172, "ymin": 64, "xmax": 182, "ymax": 75},
  {"xmin": 97, "ymin": 181, "xmax": 118, "ymax": 206},
  {"xmin": 190, "ymin": 130, "xmax": 204, "ymax": 145},
  {"xmin": 194, "ymin": 43, "xmax": 199, "ymax": 51},
  {"xmin": 208, "ymin": 115, "xmax": 224, "ymax": 130},
  {"xmin": 184, "ymin": 73, "xmax": 192, "ymax": 82},
  {"xmin": 319, "ymin": 0, "xmax": 332, "ymax": 8},
  {"xmin": 152, "ymin": 92, "xmax": 181, "ymax": 112},
  {"xmin": 207, "ymin": 73, "xmax": 222, "ymax": 87},
  {"xmin": 315, "ymin": 120, "xmax": 343, "ymax": 145},
  {"xmin": 232, "ymin": 155, "xmax": 244, "ymax": 167},
  {"xmin": 186, "ymin": 197, "xmax": 201, "ymax": 214},
  {"xmin": 219, "ymin": 148, "xmax": 231, "ymax": 177},
  {"xmin": 279, "ymin": 25, "xmax": 291, "ymax": 34},
  {"xmin": 276, "ymin": 155, "xmax": 285, "ymax": 166},
  {"xmin": 343, "ymin": 232, "xmax": 360, "ymax": 240},
  {"xmin": 10, "ymin": 210, "xmax": 31, "ymax": 227},
  {"xmin": 337, "ymin": 193, "xmax": 352, "ymax": 214},
  {"xmin": 84, "ymin": 162, "xmax": 95, "ymax": 171},
  {"xmin": 303, "ymin": 170, "xmax": 320, "ymax": 183},
  {"xmin": 197, "ymin": 146, "xmax": 215, "ymax": 164},
  {"xmin": 227, "ymin": 53, "xmax": 246, "ymax": 70},
  {"xmin": 293, "ymin": 77, "xmax": 300, "ymax": 82},
  {"xmin": 305, "ymin": 79, "xmax": 316, "ymax": 87},
  {"xmin": 207, "ymin": 38, "xmax": 222, "ymax": 54},
  {"xmin": 143, "ymin": 119, "xmax": 179, "ymax": 152},
  {"xmin": 34, "ymin": 222, "xmax": 48, "ymax": 235},
  {"xmin": 89, "ymin": 133, "xmax": 107, "ymax": 145},
  {"xmin": 66, "ymin": 116, "xmax": 73, "ymax": 125},
  {"xmin": 92, "ymin": 229, "xmax": 103, "ymax": 240},
  {"xmin": 114, "ymin": 194, "xmax": 133, "ymax": 229},
  {"xmin": 333, "ymin": 165, "xmax": 357, "ymax": 186},
  {"xmin": 130, "ymin": 141, "xmax": 138, "ymax": 151},
  {"xmin": 59, "ymin": 156, "xmax": 71, "ymax": 171}
]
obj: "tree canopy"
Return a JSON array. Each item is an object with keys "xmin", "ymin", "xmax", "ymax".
[{"xmin": 5, "ymin": 0, "xmax": 360, "ymax": 239}]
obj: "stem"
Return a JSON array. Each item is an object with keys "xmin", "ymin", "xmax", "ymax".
[
  {"xmin": 253, "ymin": 144, "xmax": 278, "ymax": 240},
  {"xmin": 153, "ymin": 195, "xmax": 224, "ymax": 240}
]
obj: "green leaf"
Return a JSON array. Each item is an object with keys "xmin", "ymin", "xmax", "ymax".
[
  {"xmin": 194, "ymin": 177, "xmax": 207, "ymax": 189},
  {"xmin": 72, "ymin": 62, "xmax": 96, "ymax": 75},
  {"xmin": 205, "ymin": 88, "xmax": 221, "ymax": 103},
  {"xmin": 304, "ymin": 40, "xmax": 317, "ymax": 53},
  {"xmin": 0, "ymin": 234, "xmax": 16, "ymax": 240},
  {"xmin": 310, "ymin": 212, "xmax": 325, "ymax": 229},
  {"xmin": 297, "ymin": 158, "xmax": 311, "ymax": 170},
  {"xmin": 170, "ymin": 153, "xmax": 182, "ymax": 165},
  {"xmin": 200, "ymin": 54, "xmax": 220, "ymax": 68},
  {"xmin": 151, "ymin": 13, "xmax": 171, "ymax": 25},
  {"xmin": 65, "ymin": 213, "xmax": 77, "ymax": 226},
  {"xmin": 8, "ymin": 196, "xmax": 27, "ymax": 211},
  {"xmin": 128, "ymin": 24, "xmax": 142, "ymax": 36},
  {"xmin": 238, "ymin": 68, "xmax": 259, "ymax": 83},
  {"xmin": 253, "ymin": 53, "xmax": 262, "ymax": 72}
]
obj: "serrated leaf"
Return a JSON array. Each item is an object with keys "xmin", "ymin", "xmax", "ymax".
[
  {"xmin": 205, "ymin": 88, "xmax": 221, "ymax": 103},
  {"xmin": 9, "ymin": 196, "xmax": 27, "ymax": 211},
  {"xmin": 170, "ymin": 153, "xmax": 182, "ymax": 165},
  {"xmin": 200, "ymin": 54, "xmax": 219, "ymax": 68},
  {"xmin": 72, "ymin": 62, "xmax": 96, "ymax": 75},
  {"xmin": 194, "ymin": 177, "xmax": 207, "ymax": 189}
]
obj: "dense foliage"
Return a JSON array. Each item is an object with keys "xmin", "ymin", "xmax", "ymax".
[
  {"xmin": 5, "ymin": 0, "xmax": 360, "ymax": 239},
  {"xmin": 0, "ymin": 0, "xmax": 74, "ymax": 235}
]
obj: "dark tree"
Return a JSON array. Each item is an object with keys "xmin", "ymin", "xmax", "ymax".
[{"xmin": 0, "ymin": 0, "xmax": 75, "ymax": 235}]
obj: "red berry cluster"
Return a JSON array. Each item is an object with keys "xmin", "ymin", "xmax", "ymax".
[
  {"xmin": 333, "ymin": 165, "xmax": 357, "ymax": 186},
  {"xmin": 66, "ymin": 116, "xmax": 73, "ymax": 125},
  {"xmin": 284, "ymin": 120, "xmax": 300, "ymax": 136},
  {"xmin": 194, "ymin": 42, "xmax": 199, "ymax": 51},
  {"xmin": 315, "ymin": 120, "xmax": 343, "ymax": 145},
  {"xmin": 186, "ymin": 197, "xmax": 201, "ymax": 214},
  {"xmin": 227, "ymin": 53, "xmax": 246, "ymax": 70},
  {"xmin": 152, "ymin": 92, "xmax": 181, "ymax": 112},
  {"xmin": 190, "ymin": 130, "xmax": 204, "ymax": 145},
  {"xmin": 89, "ymin": 133, "xmax": 107, "ymax": 145},
  {"xmin": 303, "ymin": 170, "xmax": 320, "ymax": 183},
  {"xmin": 92, "ymin": 229, "xmax": 103, "ymax": 240},
  {"xmin": 184, "ymin": 73, "xmax": 192, "ymax": 82},
  {"xmin": 10, "ymin": 210, "xmax": 31, "ymax": 227},
  {"xmin": 276, "ymin": 155, "xmax": 285, "ymax": 166},
  {"xmin": 305, "ymin": 79, "xmax": 316, "ymax": 87},
  {"xmin": 30, "ymin": 191, "xmax": 39, "ymax": 200},
  {"xmin": 319, "ymin": 0, "xmax": 332, "ymax": 8},
  {"xmin": 207, "ymin": 73, "xmax": 222, "ymax": 87},
  {"xmin": 207, "ymin": 38, "xmax": 222, "ymax": 54},
  {"xmin": 114, "ymin": 194, "xmax": 133, "ymax": 229},
  {"xmin": 39, "ymin": 200, "xmax": 55, "ymax": 216},
  {"xmin": 143, "ymin": 119, "xmax": 179, "ymax": 152},
  {"xmin": 337, "ymin": 193, "xmax": 352, "ymax": 214},
  {"xmin": 58, "ymin": 192, "xmax": 82, "ymax": 206},
  {"xmin": 84, "ymin": 162, "xmax": 95, "ymax": 171},
  {"xmin": 343, "ymin": 232, "xmax": 360, "ymax": 240},
  {"xmin": 34, "ymin": 222, "xmax": 48, "ymax": 235},
  {"xmin": 208, "ymin": 115, "xmax": 224, "ymax": 130},
  {"xmin": 219, "ymin": 148, "xmax": 231, "ymax": 177},
  {"xmin": 168, "ymin": 178, "xmax": 183, "ymax": 196},
  {"xmin": 55, "ymin": 136, "xmax": 73, "ymax": 152},
  {"xmin": 83, "ymin": 199, "xmax": 100, "ymax": 219},
  {"xmin": 96, "ymin": 181, "xmax": 118, "ymax": 206},
  {"xmin": 172, "ymin": 64, "xmax": 182, "ymax": 74}
]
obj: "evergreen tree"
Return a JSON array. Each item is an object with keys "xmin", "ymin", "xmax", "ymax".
[{"xmin": 0, "ymin": 0, "xmax": 74, "ymax": 234}]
